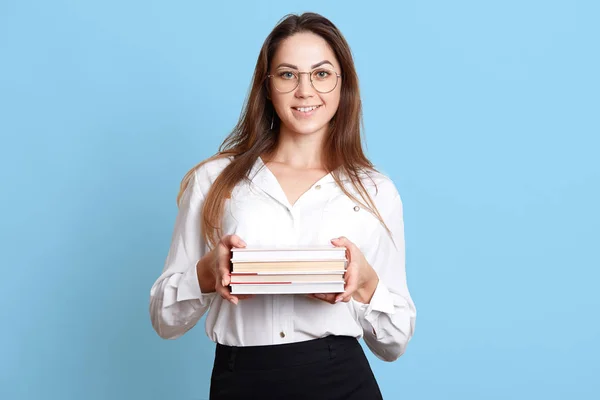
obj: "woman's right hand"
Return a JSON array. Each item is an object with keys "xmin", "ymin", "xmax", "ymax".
[{"xmin": 213, "ymin": 234, "xmax": 253, "ymax": 305}]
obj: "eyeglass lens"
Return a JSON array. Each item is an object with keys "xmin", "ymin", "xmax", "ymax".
[{"xmin": 271, "ymin": 68, "xmax": 338, "ymax": 93}]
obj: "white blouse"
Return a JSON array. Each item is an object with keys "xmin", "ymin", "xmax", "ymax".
[{"xmin": 149, "ymin": 156, "xmax": 416, "ymax": 362}]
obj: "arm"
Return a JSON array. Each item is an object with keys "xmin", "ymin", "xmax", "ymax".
[
  {"xmin": 149, "ymin": 169, "xmax": 217, "ymax": 339},
  {"xmin": 351, "ymin": 191, "xmax": 417, "ymax": 362}
]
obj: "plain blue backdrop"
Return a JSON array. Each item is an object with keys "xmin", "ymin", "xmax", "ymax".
[{"xmin": 1, "ymin": 1, "xmax": 598, "ymax": 399}]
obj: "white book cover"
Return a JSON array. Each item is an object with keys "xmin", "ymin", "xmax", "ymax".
[
  {"xmin": 230, "ymin": 281, "xmax": 344, "ymax": 295},
  {"xmin": 230, "ymin": 274, "xmax": 344, "ymax": 283},
  {"xmin": 231, "ymin": 246, "xmax": 347, "ymax": 262},
  {"xmin": 230, "ymin": 270, "xmax": 346, "ymax": 275}
]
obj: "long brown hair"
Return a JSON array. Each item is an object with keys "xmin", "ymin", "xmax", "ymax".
[{"xmin": 177, "ymin": 12, "xmax": 389, "ymax": 248}]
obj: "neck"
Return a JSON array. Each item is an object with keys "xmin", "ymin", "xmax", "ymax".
[{"xmin": 267, "ymin": 125, "xmax": 328, "ymax": 169}]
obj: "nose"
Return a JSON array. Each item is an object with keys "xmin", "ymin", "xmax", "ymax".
[{"xmin": 294, "ymin": 72, "xmax": 314, "ymax": 98}]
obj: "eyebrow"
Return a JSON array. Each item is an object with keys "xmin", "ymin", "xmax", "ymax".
[{"xmin": 275, "ymin": 60, "xmax": 335, "ymax": 70}]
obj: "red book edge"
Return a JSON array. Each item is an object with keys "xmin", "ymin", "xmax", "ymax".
[
  {"xmin": 230, "ymin": 282, "xmax": 292, "ymax": 285},
  {"xmin": 230, "ymin": 271, "xmax": 346, "ymax": 275}
]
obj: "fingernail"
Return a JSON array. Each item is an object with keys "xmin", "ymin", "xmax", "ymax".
[
  {"xmin": 221, "ymin": 279, "xmax": 226, "ymax": 287},
  {"xmin": 335, "ymin": 297, "xmax": 343, "ymax": 303},
  {"xmin": 240, "ymin": 240, "xmax": 247, "ymax": 247},
  {"xmin": 314, "ymin": 294, "xmax": 325, "ymax": 299},
  {"xmin": 230, "ymin": 298, "xmax": 238, "ymax": 305}
]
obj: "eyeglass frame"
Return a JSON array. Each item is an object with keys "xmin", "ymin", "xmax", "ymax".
[{"xmin": 266, "ymin": 68, "xmax": 342, "ymax": 94}]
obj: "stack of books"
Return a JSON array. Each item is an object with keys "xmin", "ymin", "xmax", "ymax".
[{"xmin": 229, "ymin": 247, "xmax": 347, "ymax": 294}]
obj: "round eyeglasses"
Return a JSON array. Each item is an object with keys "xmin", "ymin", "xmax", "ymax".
[{"xmin": 267, "ymin": 68, "xmax": 342, "ymax": 94}]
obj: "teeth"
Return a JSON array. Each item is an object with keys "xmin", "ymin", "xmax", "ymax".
[{"xmin": 295, "ymin": 106, "xmax": 319, "ymax": 112}]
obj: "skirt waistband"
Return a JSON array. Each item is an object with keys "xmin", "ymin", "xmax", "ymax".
[{"xmin": 214, "ymin": 335, "xmax": 359, "ymax": 371}]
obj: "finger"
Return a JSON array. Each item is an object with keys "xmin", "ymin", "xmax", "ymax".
[
  {"xmin": 214, "ymin": 254, "xmax": 233, "ymax": 299},
  {"xmin": 214, "ymin": 234, "xmax": 250, "ymax": 305},
  {"xmin": 306, "ymin": 294, "xmax": 329, "ymax": 302},
  {"xmin": 216, "ymin": 284, "xmax": 239, "ymax": 305},
  {"xmin": 331, "ymin": 236, "xmax": 357, "ymax": 269},
  {"xmin": 310, "ymin": 293, "xmax": 337, "ymax": 304},
  {"xmin": 221, "ymin": 270, "xmax": 231, "ymax": 287},
  {"xmin": 216, "ymin": 282, "xmax": 254, "ymax": 304},
  {"xmin": 215, "ymin": 256, "xmax": 231, "ymax": 287},
  {"xmin": 336, "ymin": 266, "xmax": 359, "ymax": 303},
  {"xmin": 220, "ymin": 234, "xmax": 247, "ymax": 249},
  {"xmin": 215, "ymin": 237, "xmax": 240, "ymax": 279},
  {"xmin": 331, "ymin": 236, "xmax": 358, "ymax": 257},
  {"xmin": 331, "ymin": 237, "xmax": 362, "ymax": 303},
  {"xmin": 218, "ymin": 235, "xmax": 247, "ymax": 279}
]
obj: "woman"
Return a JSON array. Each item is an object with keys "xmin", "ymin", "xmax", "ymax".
[{"xmin": 150, "ymin": 12, "xmax": 416, "ymax": 400}]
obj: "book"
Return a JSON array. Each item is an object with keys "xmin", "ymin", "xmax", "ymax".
[
  {"xmin": 228, "ymin": 246, "xmax": 348, "ymax": 295},
  {"xmin": 231, "ymin": 246, "xmax": 347, "ymax": 263},
  {"xmin": 231, "ymin": 260, "xmax": 346, "ymax": 272},
  {"xmin": 230, "ymin": 281, "xmax": 344, "ymax": 295},
  {"xmin": 230, "ymin": 272, "xmax": 345, "ymax": 283}
]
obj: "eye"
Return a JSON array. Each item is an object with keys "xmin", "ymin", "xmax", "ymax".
[
  {"xmin": 313, "ymin": 69, "xmax": 332, "ymax": 80},
  {"xmin": 278, "ymin": 70, "xmax": 297, "ymax": 80}
]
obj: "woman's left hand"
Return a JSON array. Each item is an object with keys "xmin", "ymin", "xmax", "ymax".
[{"xmin": 309, "ymin": 236, "xmax": 379, "ymax": 305}]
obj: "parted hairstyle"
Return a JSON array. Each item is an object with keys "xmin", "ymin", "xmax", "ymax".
[{"xmin": 177, "ymin": 12, "xmax": 389, "ymax": 248}]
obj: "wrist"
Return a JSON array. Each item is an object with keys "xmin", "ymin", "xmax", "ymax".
[
  {"xmin": 353, "ymin": 267, "xmax": 379, "ymax": 304},
  {"xmin": 196, "ymin": 249, "xmax": 217, "ymax": 293}
]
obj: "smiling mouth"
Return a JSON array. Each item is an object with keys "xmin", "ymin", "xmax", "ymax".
[{"xmin": 292, "ymin": 105, "xmax": 322, "ymax": 112}]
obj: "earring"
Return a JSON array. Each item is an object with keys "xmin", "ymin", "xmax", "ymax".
[{"xmin": 270, "ymin": 114, "xmax": 274, "ymax": 130}]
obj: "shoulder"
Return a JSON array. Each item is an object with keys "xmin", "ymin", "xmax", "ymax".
[
  {"xmin": 344, "ymin": 165, "xmax": 399, "ymax": 200},
  {"xmin": 363, "ymin": 169, "xmax": 398, "ymax": 195},
  {"xmin": 359, "ymin": 167, "xmax": 403, "ymax": 218},
  {"xmin": 190, "ymin": 154, "xmax": 234, "ymax": 197}
]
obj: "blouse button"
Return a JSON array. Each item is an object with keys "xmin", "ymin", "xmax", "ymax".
[
  {"xmin": 353, "ymin": 206, "xmax": 360, "ymax": 212},
  {"xmin": 280, "ymin": 331, "xmax": 286, "ymax": 338},
  {"xmin": 314, "ymin": 185, "xmax": 321, "ymax": 190}
]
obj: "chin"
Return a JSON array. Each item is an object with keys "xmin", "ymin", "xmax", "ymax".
[{"xmin": 283, "ymin": 121, "xmax": 329, "ymax": 136}]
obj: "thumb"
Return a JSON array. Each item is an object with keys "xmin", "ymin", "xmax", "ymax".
[
  {"xmin": 233, "ymin": 235, "xmax": 247, "ymax": 248},
  {"xmin": 331, "ymin": 236, "xmax": 349, "ymax": 247},
  {"xmin": 227, "ymin": 234, "xmax": 247, "ymax": 249}
]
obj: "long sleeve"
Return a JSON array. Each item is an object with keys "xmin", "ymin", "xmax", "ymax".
[
  {"xmin": 149, "ymin": 168, "xmax": 217, "ymax": 339},
  {"xmin": 351, "ymin": 189, "xmax": 417, "ymax": 362}
]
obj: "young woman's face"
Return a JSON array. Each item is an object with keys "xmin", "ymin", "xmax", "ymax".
[{"xmin": 269, "ymin": 32, "xmax": 342, "ymax": 138}]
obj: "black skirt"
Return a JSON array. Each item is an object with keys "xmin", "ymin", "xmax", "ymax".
[{"xmin": 209, "ymin": 335, "xmax": 383, "ymax": 400}]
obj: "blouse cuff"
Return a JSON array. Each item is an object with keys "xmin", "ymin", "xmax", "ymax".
[
  {"xmin": 354, "ymin": 280, "xmax": 395, "ymax": 340},
  {"xmin": 175, "ymin": 261, "xmax": 215, "ymax": 305}
]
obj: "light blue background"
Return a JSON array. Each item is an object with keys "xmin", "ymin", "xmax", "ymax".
[{"xmin": 1, "ymin": 1, "xmax": 598, "ymax": 399}]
